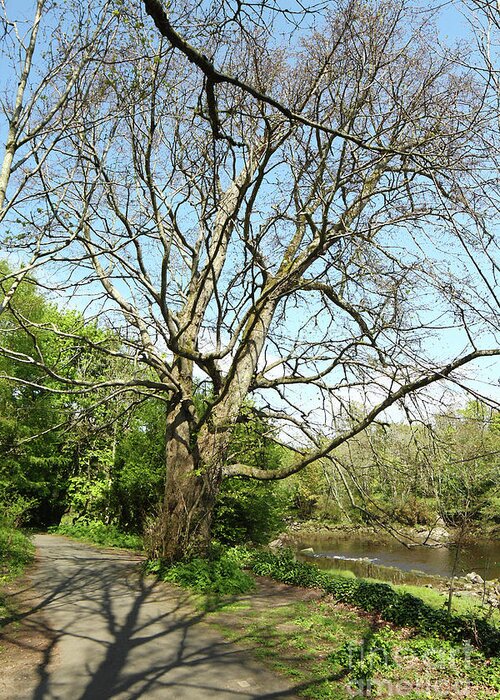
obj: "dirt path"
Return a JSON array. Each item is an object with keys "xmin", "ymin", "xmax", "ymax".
[{"xmin": 0, "ymin": 534, "xmax": 302, "ymax": 700}]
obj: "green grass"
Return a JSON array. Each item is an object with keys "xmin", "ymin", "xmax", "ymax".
[
  {"xmin": 48, "ymin": 520, "xmax": 143, "ymax": 550},
  {"xmin": 322, "ymin": 567, "xmax": 357, "ymax": 579},
  {"xmin": 0, "ymin": 526, "xmax": 35, "ymax": 583},
  {"xmin": 325, "ymin": 568, "xmax": 500, "ymax": 623},
  {"xmin": 208, "ymin": 595, "xmax": 500, "ymax": 699},
  {"xmin": 209, "ymin": 599, "xmax": 369, "ymax": 699},
  {"xmin": 0, "ymin": 526, "xmax": 34, "ymax": 636},
  {"xmin": 251, "ymin": 550, "xmax": 500, "ymax": 655},
  {"xmin": 393, "ymin": 582, "xmax": 500, "ymax": 623}
]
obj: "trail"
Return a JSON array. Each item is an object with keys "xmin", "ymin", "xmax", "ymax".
[{"xmin": 0, "ymin": 534, "xmax": 300, "ymax": 699}]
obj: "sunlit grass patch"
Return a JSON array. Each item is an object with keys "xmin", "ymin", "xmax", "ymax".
[{"xmin": 208, "ymin": 588, "xmax": 500, "ymax": 700}]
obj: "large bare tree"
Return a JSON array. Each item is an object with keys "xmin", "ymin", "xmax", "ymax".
[{"xmin": 2, "ymin": 0, "xmax": 499, "ymax": 560}]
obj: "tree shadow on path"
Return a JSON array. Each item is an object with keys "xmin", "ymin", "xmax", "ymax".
[{"xmin": 1, "ymin": 536, "xmax": 335, "ymax": 699}]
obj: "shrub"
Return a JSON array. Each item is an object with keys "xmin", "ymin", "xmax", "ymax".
[
  {"xmin": 0, "ymin": 526, "xmax": 34, "ymax": 582},
  {"xmin": 0, "ymin": 489, "xmax": 37, "ymax": 528},
  {"xmin": 146, "ymin": 547, "xmax": 255, "ymax": 596},
  {"xmin": 213, "ymin": 477, "xmax": 286, "ymax": 545},
  {"xmin": 49, "ymin": 520, "xmax": 143, "ymax": 550},
  {"xmin": 249, "ymin": 549, "xmax": 500, "ymax": 656},
  {"xmin": 0, "ymin": 490, "xmax": 35, "ymax": 582}
]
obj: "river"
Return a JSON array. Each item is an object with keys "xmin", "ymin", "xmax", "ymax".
[{"xmin": 294, "ymin": 533, "xmax": 500, "ymax": 580}]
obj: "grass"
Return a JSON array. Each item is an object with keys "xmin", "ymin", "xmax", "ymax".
[
  {"xmin": 208, "ymin": 593, "xmax": 500, "ymax": 699},
  {"xmin": 0, "ymin": 525, "xmax": 35, "ymax": 636},
  {"xmin": 251, "ymin": 550, "xmax": 500, "ymax": 655},
  {"xmin": 48, "ymin": 520, "xmax": 143, "ymax": 551},
  {"xmin": 0, "ymin": 526, "xmax": 35, "ymax": 584},
  {"xmin": 370, "ymin": 580, "xmax": 500, "ymax": 627}
]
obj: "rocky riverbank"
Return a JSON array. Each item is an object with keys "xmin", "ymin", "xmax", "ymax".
[
  {"xmin": 448, "ymin": 571, "xmax": 500, "ymax": 610},
  {"xmin": 273, "ymin": 519, "xmax": 500, "ymax": 549}
]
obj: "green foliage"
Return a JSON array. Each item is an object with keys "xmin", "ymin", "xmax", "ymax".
[
  {"xmin": 391, "ymin": 497, "xmax": 438, "ymax": 527},
  {"xmin": 249, "ymin": 549, "xmax": 500, "ymax": 656},
  {"xmin": 212, "ymin": 408, "xmax": 287, "ymax": 545},
  {"xmin": 331, "ymin": 627, "xmax": 395, "ymax": 696},
  {"xmin": 0, "ymin": 528, "xmax": 34, "ymax": 581},
  {"xmin": 481, "ymin": 495, "xmax": 500, "ymax": 524},
  {"xmin": 111, "ymin": 399, "xmax": 165, "ymax": 532},
  {"xmin": 49, "ymin": 520, "xmax": 143, "ymax": 550},
  {"xmin": 66, "ymin": 475, "xmax": 111, "ymax": 520},
  {"xmin": 400, "ymin": 635, "xmax": 500, "ymax": 691},
  {"xmin": 252, "ymin": 548, "xmax": 328, "ymax": 588},
  {"xmin": 435, "ymin": 406, "xmax": 498, "ymax": 525},
  {"xmin": 0, "ymin": 527, "xmax": 34, "ymax": 582},
  {"xmin": 213, "ymin": 477, "xmax": 286, "ymax": 545},
  {"xmin": 288, "ymin": 461, "xmax": 328, "ymax": 520},
  {"xmin": 465, "ymin": 650, "xmax": 500, "ymax": 690},
  {"xmin": 402, "ymin": 635, "xmax": 462, "ymax": 664},
  {"xmin": 145, "ymin": 546, "xmax": 255, "ymax": 596},
  {"xmin": 0, "ymin": 489, "xmax": 35, "ymax": 582},
  {"xmin": 300, "ymin": 402, "xmax": 500, "ymax": 529},
  {"xmin": 0, "ymin": 264, "xmax": 125, "ymax": 527},
  {"xmin": 0, "ymin": 488, "xmax": 37, "ymax": 528}
]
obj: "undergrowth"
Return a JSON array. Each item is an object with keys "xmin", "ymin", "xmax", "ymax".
[
  {"xmin": 0, "ymin": 525, "xmax": 34, "ymax": 633},
  {"xmin": 144, "ymin": 545, "xmax": 255, "ymax": 599},
  {"xmin": 0, "ymin": 491, "xmax": 36, "ymax": 584},
  {"xmin": 49, "ymin": 520, "xmax": 143, "ymax": 550},
  {"xmin": 0, "ymin": 526, "xmax": 34, "ymax": 583}
]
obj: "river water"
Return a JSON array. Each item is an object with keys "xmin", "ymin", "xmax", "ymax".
[{"xmin": 295, "ymin": 534, "xmax": 500, "ymax": 580}]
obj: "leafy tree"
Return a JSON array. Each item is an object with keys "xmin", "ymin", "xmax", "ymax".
[
  {"xmin": 112, "ymin": 399, "xmax": 166, "ymax": 532},
  {"xmin": 434, "ymin": 403, "xmax": 499, "ymax": 527},
  {"xmin": 0, "ymin": 263, "xmax": 133, "ymax": 525},
  {"xmin": 213, "ymin": 413, "xmax": 287, "ymax": 545},
  {"xmin": 0, "ymin": 264, "xmax": 70, "ymax": 523},
  {"xmin": 302, "ymin": 401, "xmax": 499, "ymax": 532}
]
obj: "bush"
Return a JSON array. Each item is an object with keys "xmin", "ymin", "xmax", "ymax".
[
  {"xmin": 145, "ymin": 547, "xmax": 255, "ymax": 596},
  {"xmin": 249, "ymin": 549, "xmax": 500, "ymax": 656},
  {"xmin": 0, "ymin": 526, "xmax": 34, "ymax": 582},
  {"xmin": 0, "ymin": 489, "xmax": 37, "ymax": 529},
  {"xmin": 0, "ymin": 490, "xmax": 35, "ymax": 582},
  {"xmin": 49, "ymin": 520, "xmax": 143, "ymax": 550},
  {"xmin": 213, "ymin": 477, "xmax": 286, "ymax": 545}
]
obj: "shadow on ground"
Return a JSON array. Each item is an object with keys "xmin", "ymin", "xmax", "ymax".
[{"xmin": 0, "ymin": 535, "xmax": 339, "ymax": 699}]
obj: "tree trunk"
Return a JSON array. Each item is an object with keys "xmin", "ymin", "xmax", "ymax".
[{"xmin": 148, "ymin": 398, "xmax": 224, "ymax": 562}]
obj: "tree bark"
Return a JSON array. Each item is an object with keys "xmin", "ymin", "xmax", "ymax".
[{"xmin": 148, "ymin": 360, "xmax": 226, "ymax": 562}]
